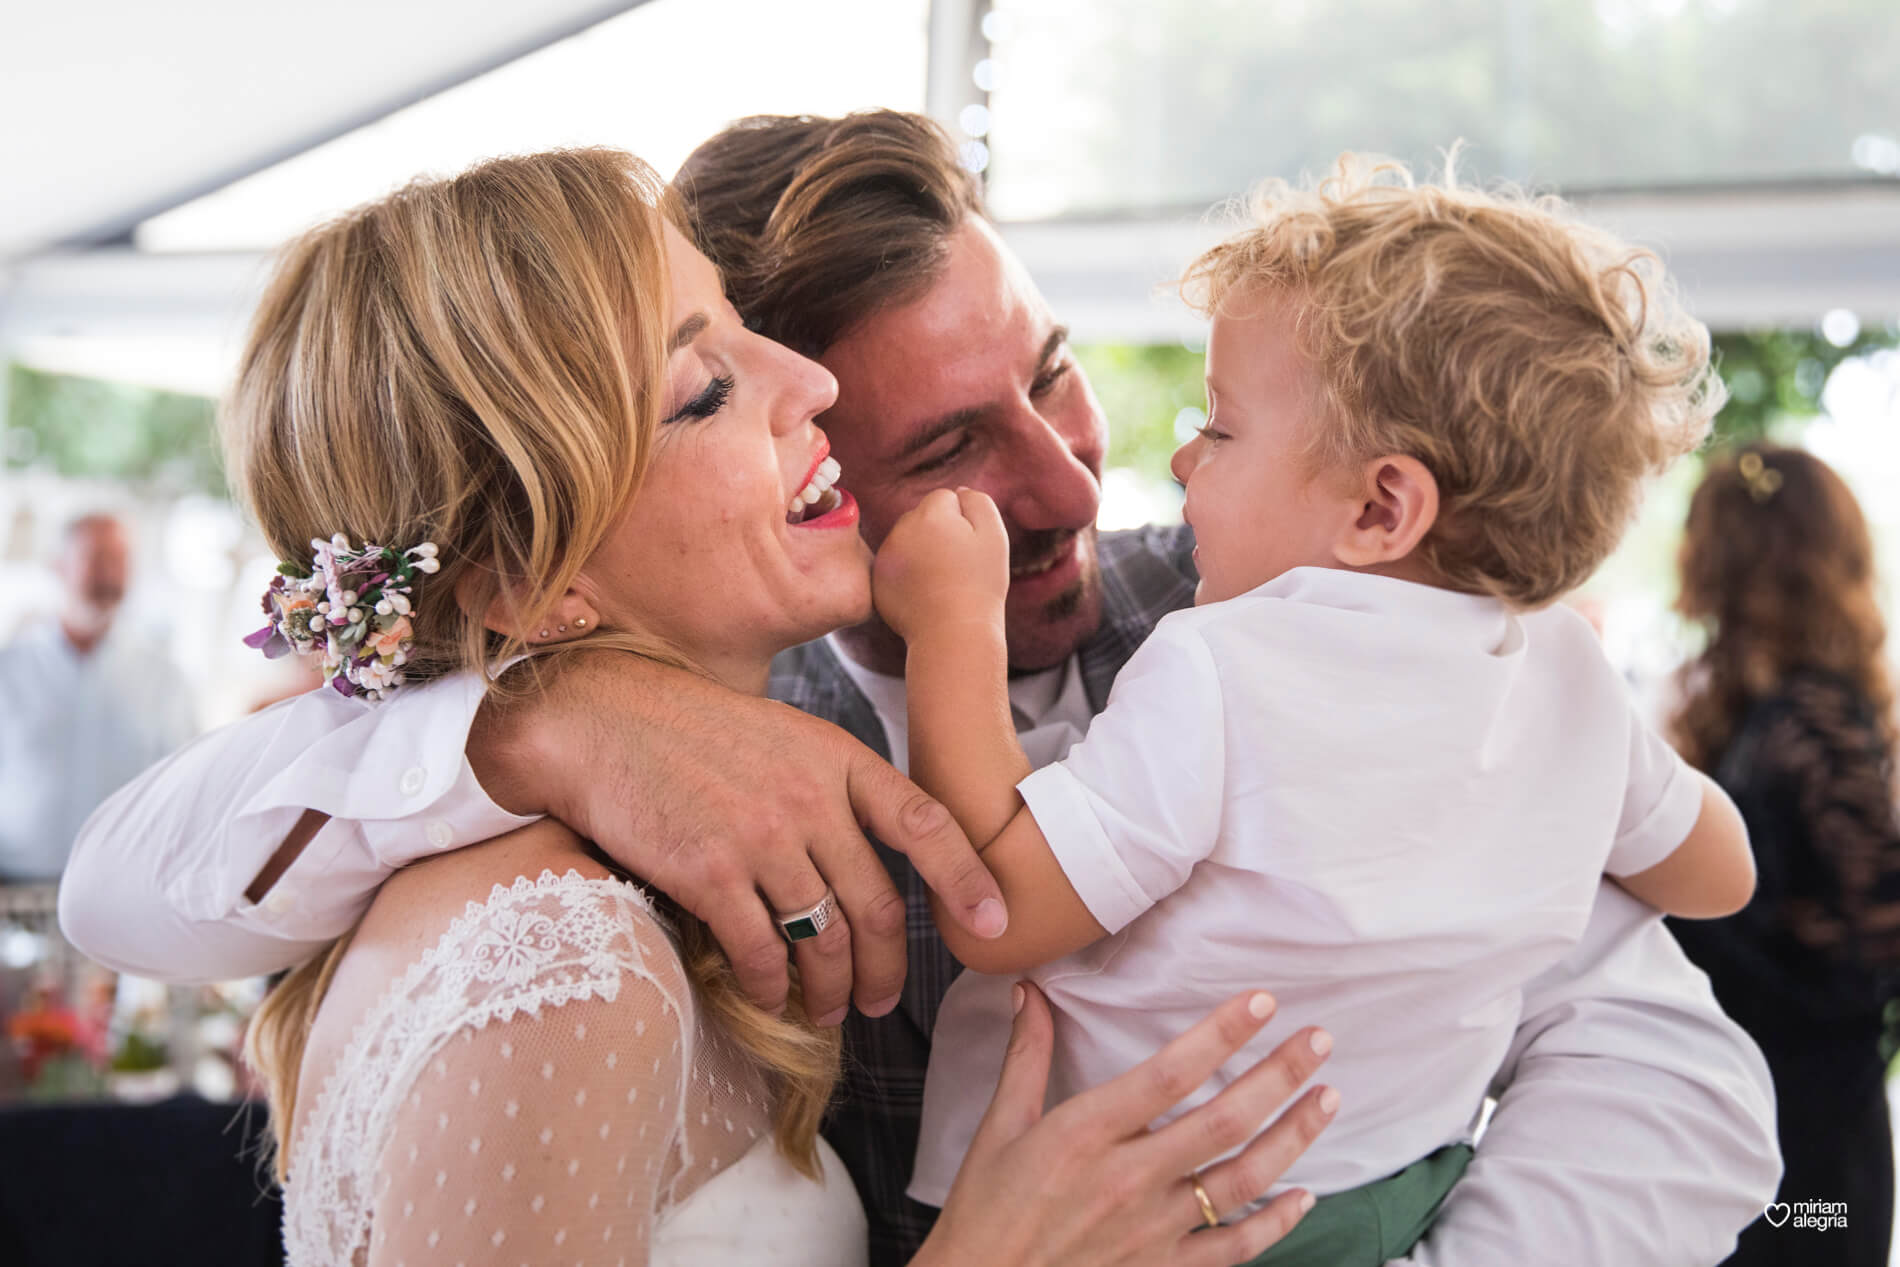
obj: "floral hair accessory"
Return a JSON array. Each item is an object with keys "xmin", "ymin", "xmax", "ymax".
[{"xmin": 244, "ymin": 535, "xmax": 441, "ymax": 702}]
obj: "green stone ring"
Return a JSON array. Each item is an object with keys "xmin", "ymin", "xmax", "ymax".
[{"xmin": 777, "ymin": 889, "xmax": 841, "ymax": 943}]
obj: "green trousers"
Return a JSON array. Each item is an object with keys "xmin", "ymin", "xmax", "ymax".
[{"xmin": 1229, "ymin": 1143, "xmax": 1474, "ymax": 1267}]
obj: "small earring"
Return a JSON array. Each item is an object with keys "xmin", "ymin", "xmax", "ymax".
[
  {"xmin": 558, "ymin": 624, "xmax": 568, "ymax": 633},
  {"xmin": 538, "ymin": 629, "xmax": 550, "ymax": 639},
  {"xmin": 575, "ymin": 618, "xmax": 587, "ymax": 629}
]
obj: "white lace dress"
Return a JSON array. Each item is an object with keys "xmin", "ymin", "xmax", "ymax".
[{"xmin": 282, "ymin": 869, "xmax": 869, "ymax": 1267}]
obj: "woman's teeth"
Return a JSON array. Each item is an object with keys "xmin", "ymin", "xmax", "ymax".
[{"xmin": 787, "ymin": 456, "xmax": 843, "ymax": 523}]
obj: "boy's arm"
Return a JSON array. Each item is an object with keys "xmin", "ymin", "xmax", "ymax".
[
  {"xmin": 907, "ymin": 613, "xmax": 1111, "ymax": 973},
  {"xmin": 903, "ymin": 612, "xmax": 1028, "ymax": 848},
  {"xmin": 1614, "ymin": 775, "xmax": 1755, "ymax": 918},
  {"xmin": 878, "ymin": 489, "xmax": 1108, "ymax": 976},
  {"xmin": 923, "ymin": 805, "xmax": 1107, "ymax": 977}
]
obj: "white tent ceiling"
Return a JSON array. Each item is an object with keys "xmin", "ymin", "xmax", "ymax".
[
  {"xmin": 0, "ymin": 0, "xmax": 648, "ymax": 261},
  {"xmin": 1, "ymin": 0, "xmax": 1894, "ymax": 398}
]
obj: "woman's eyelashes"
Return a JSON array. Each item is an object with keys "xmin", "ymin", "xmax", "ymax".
[{"xmin": 665, "ymin": 374, "xmax": 735, "ymax": 425}]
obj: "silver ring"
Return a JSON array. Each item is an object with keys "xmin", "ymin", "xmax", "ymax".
[{"xmin": 777, "ymin": 888, "xmax": 841, "ymax": 943}]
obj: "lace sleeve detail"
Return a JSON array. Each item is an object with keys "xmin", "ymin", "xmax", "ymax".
[
  {"xmin": 285, "ymin": 870, "xmax": 694, "ymax": 1267},
  {"xmin": 1770, "ymin": 678, "xmax": 1900, "ymax": 976}
]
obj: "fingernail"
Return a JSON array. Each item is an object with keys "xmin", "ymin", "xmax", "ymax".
[
  {"xmin": 864, "ymin": 993, "xmax": 902, "ymax": 1018},
  {"xmin": 1011, "ymin": 983, "xmax": 1026, "ymax": 1016},
  {"xmin": 1308, "ymin": 1028, "xmax": 1332, "ymax": 1057},
  {"xmin": 1298, "ymin": 1190, "xmax": 1316, "ymax": 1214},
  {"xmin": 1319, "ymin": 1086, "xmax": 1340, "ymax": 1115},
  {"xmin": 1247, "ymin": 991, "xmax": 1274, "ymax": 1019},
  {"xmin": 816, "ymin": 1006, "xmax": 848, "ymax": 1028},
  {"xmin": 972, "ymin": 898, "xmax": 1008, "ymax": 938}
]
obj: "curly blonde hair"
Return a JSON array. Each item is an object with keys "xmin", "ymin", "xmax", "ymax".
[{"xmin": 1181, "ymin": 152, "xmax": 1724, "ymax": 608}]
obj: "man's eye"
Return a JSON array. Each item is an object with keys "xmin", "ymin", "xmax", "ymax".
[
  {"xmin": 1032, "ymin": 360, "xmax": 1073, "ymax": 396},
  {"xmin": 910, "ymin": 434, "xmax": 973, "ymax": 475}
]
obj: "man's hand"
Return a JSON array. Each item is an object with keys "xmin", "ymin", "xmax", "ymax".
[
  {"xmin": 469, "ymin": 651, "xmax": 1008, "ymax": 1024},
  {"xmin": 873, "ymin": 487, "xmax": 1009, "ymax": 644}
]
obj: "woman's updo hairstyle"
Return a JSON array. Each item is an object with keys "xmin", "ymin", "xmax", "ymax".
[{"xmin": 226, "ymin": 147, "xmax": 674, "ymax": 687}]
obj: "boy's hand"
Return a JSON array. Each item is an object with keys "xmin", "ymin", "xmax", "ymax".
[{"xmin": 873, "ymin": 487, "xmax": 1010, "ymax": 643}]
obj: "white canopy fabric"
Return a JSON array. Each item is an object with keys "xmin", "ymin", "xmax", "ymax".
[
  {"xmin": 0, "ymin": 0, "xmax": 648, "ymax": 261},
  {"xmin": 1, "ymin": 0, "xmax": 1895, "ymax": 399}
]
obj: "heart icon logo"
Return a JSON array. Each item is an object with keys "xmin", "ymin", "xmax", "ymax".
[{"xmin": 1763, "ymin": 1203, "xmax": 1791, "ymax": 1228}]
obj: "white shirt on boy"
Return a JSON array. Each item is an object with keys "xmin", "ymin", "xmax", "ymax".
[{"xmin": 909, "ymin": 566, "xmax": 1705, "ymax": 1204}]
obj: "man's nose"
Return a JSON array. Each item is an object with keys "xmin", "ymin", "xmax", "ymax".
[{"xmin": 996, "ymin": 404, "xmax": 1104, "ymax": 533}]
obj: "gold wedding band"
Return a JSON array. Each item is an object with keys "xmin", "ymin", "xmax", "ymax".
[{"xmin": 1190, "ymin": 1172, "xmax": 1220, "ymax": 1229}]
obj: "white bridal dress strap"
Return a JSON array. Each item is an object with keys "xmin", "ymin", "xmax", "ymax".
[{"xmin": 283, "ymin": 869, "xmax": 866, "ymax": 1267}]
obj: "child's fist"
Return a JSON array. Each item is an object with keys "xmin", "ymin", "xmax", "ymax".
[{"xmin": 873, "ymin": 487, "xmax": 1010, "ymax": 642}]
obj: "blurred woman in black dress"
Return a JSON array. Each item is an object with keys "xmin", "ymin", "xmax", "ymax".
[{"xmin": 1670, "ymin": 445, "xmax": 1900, "ymax": 1266}]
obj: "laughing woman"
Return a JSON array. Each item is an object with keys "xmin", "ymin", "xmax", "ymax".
[{"xmin": 231, "ymin": 149, "xmax": 1333, "ymax": 1266}]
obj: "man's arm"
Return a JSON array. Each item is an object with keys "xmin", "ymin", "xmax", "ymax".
[
  {"xmin": 472, "ymin": 651, "xmax": 1005, "ymax": 1023},
  {"xmin": 62, "ymin": 652, "xmax": 1006, "ymax": 1025},
  {"xmin": 1390, "ymin": 881, "xmax": 1780, "ymax": 1267},
  {"xmin": 60, "ymin": 673, "xmax": 532, "ymax": 982}
]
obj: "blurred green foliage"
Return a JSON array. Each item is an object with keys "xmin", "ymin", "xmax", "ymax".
[
  {"xmin": 1074, "ymin": 341, "xmax": 1208, "ymax": 479},
  {"xmin": 1709, "ymin": 326, "xmax": 1900, "ymax": 443},
  {"xmin": 5, "ymin": 364, "xmax": 223, "ymax": 496},
  {"xmin": 1081, "ymin": 324, "xmax": 1900, "ymax": 483}
]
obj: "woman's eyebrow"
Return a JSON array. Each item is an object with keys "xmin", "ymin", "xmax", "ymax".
[{"xmin": 669, "ymin": 313, "xmax": 709, "ymax": 352}]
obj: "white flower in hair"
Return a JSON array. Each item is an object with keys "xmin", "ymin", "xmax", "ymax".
[{"xmin": 244, "ymin": 535, "xmax": 440, "ymax": 703}]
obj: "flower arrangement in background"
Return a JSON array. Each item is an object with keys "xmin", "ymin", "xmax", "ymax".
[
  {"xmin": 245, "ymin": 536, "xmax": 440, "ymax": 702},
  {"xmin": 6, "ymin": 980, "xmax": 109, "ymax": 1098}
]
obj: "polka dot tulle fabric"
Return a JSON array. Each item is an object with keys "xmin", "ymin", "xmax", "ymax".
[{"xmin": 282, "ymin": 871, "xmax": 865, "ymax": 1266}]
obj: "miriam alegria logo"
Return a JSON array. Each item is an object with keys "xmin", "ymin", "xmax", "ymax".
[{"xmin": 1762, "ymin": 1199, "xmax": 1848, "ymax": 1231}]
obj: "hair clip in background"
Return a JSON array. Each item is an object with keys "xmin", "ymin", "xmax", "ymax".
[{"xmin": 1738, "ymin": 452, "xmax": 1783, "ymax": 504}]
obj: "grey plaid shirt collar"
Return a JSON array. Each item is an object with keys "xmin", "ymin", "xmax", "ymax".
[{"xmin": 766, "ymin": 523, "xmax": 1197, "ymax": 1266}]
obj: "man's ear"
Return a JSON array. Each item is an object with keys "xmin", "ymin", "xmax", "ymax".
[
  {"xmin": 453, "ymin": 564, "xmax": 601, "ymax": 645},
  {"xmin": 1333, "ymin": 455, "xmax": 1439, "ymax": 569}
]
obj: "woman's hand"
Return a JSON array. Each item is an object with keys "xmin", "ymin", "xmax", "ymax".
[
  {"xmin": 873, "ymin": 487, "xmax": 1010, "ymax": 644},
  {"xmin": 918, "ymin": 985, "xmax": 1336, "ymax": 1267}
]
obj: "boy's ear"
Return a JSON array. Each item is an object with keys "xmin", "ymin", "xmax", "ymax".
[
  {"xmin": 453, "ymin": 564, "xmax": 601, "ymax": 645},
  {"xmin": 1333, "ymin": 455, "xmax": 1439, "ymax": 569}
]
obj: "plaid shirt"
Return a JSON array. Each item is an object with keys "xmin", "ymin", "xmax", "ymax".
[{"xmin": 768, "ymin": 524, "xmax": 1198, "ymax": 1266}]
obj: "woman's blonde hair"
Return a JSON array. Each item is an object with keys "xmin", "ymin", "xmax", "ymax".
[
  {"xmin": 1181, "ymin": 152, "xmax": 1724, "ymax": 608},
  {"xmin": 239, "ymin": 148, "xmax": 839, "ymax": 1183}
]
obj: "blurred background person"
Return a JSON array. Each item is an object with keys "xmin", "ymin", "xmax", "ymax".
[
  {"xmin": 0, "ymin": 512, "xmax": 196, "ymax": 882},
  {"xmin": 1668, "ymin": 445, "xmax": 1900, "ymax": 1267}
]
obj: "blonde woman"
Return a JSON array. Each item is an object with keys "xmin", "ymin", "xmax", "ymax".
[{"xmin": 230, "ymin": 149, "xmax": 1334, "ymax": 1266}]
